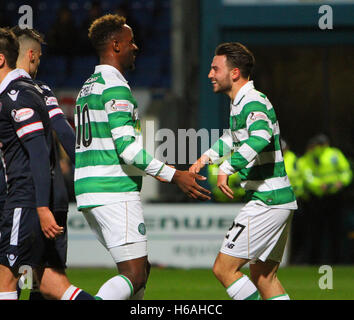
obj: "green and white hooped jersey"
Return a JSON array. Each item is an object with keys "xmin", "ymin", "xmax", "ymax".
[
  {"xmin": 205, "ymin": 81, "xmax": 297, "ymax": 209},
  {"xmin": 74, "ymin": 64, "xmax": 175, "ymax": 210}
]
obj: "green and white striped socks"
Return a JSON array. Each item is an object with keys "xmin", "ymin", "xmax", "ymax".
[
  {"xmin": 267, "ymin": 294, "xmax": 290, "ymax": 300},
  {"xmin": 226, "ymin": 275, "xmax": 261, "ymax": 300}
]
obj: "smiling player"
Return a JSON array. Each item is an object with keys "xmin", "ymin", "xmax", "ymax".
[{"xmin": 190, "ymin": 42, "xmax": 297, "ymax": 300}]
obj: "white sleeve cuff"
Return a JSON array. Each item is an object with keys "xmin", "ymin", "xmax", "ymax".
[
  {"xmin": 157, "ymin": 164, "xmax": 176, "ymax": 182},
  {"xmin": 219, "ymin": 160, "xmax": 236, "ymax": 176},
  {"xmin": 203, "ymin": 149, "xmax": 220, "ymax": 164}
]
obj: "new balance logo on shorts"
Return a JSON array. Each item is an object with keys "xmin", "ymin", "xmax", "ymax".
[{"xmin": 225, "ymin": 243, "xmax": 235, "ymax": 249}]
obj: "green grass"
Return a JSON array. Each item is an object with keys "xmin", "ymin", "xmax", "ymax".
[{"xmin": 20, "ymin": 265, "xmax": 354, "ymax": 300}]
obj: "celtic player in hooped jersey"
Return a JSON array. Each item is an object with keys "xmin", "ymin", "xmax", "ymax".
[
  {"xmin": 75, "ymin": 14, "xmax": 210, "ymax": 300},
  {"xmin": 190, "ymin": 42, "xmax": 297, "ymax": 300}
]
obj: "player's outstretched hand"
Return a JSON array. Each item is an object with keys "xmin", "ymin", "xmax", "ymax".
[
  {"xmin": 172, "ymin": 170, "xmax": 211, "ymax": 201},
  {"xmin": 189, "ymin": 154, "xmax": 210, "ymax": 174},
  {"xmin": 37, "ymin": 207, "xmax": 64, "ymax": 240},
  {"xmin": 217, "ymin": 168, "xmax": 234, "ymax": 200}
]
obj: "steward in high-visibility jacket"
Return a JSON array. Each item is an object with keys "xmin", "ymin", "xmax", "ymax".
[
  {"xmin": 208, "ymin": 164, "xmax": 245, "ymax": 202},
  {"xmin": 283, "ymin": 149, "xmax": 306, "ymax": 200},
  {"xmin": 301, "ymin": 135, "xmax": 352, "ymax": 198}
]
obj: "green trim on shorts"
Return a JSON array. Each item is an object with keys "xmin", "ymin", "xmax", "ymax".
[
  {"xmin": 267, "ymin": 293, "xmax": 289, "ymax": 300},
  {"xmin": 120, "ymin": 274, "xmax": 134, "ymax": 297}
]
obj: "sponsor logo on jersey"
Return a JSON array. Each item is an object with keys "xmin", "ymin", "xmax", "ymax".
[
  {"xmin": 109, "ymin": 99, "xmax": 130, "ymax": 112},
  {"xmin": 45, "ymin": 96, "xmax": 59, "ymax": 106},
  {"xmin": 250, "ymin": 112, "xmax": 267, "ymax": 121},
  {"xmin": 7, "ymin": 90, "xmax": 19, "ymax": 101},
  {"xmin": 85, "ymin": 76, "xmax": 99, "ymax": 84},
  {"xmin": 11, "ymin": 108, "xmax": 35, "ymax": 122},
  {"xmin": 78, "ymin": 83, "xmax": 94, "ymax": 98}
]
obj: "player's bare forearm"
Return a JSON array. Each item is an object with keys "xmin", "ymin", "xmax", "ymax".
[
  {"xmin": 217, "ymin": 168, "xmax": 234, "ymax": 199},
  {"xmin": 189, "ymin": 154, "xmax": 210, "ymax": 174}
]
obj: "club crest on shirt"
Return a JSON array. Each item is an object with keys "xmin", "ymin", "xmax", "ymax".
[
  {"xmin": 138, "ymin": 223, "xmax": 146, "ymax": 235},
  {"xmin": 11, "ymin": 108, "xmax": 34, "ymax": 122}
]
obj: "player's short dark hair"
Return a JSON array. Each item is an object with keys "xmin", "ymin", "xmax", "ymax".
[
  {"xmin": 0, "ymin": 27, "xmax": 19, "ymax": 69},
  {"xmin": 11, "ymin": 26, "xmax": 45, "ymax": 45},
  {"xmin": 88, "ymin": 14, "xmax": 126, "ymax": 54},
  {"xmin": 215, "ymin": 42, "xmax": 255, "ymax": 79}
]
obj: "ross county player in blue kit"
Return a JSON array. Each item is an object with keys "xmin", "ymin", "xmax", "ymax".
[
  {"xmin": 0, "ymin": 27, "xmax": 94, "ymax": 300},
  {"xmin": 0, "ymin": 152, "xmax": 5, "ymax": 213},
  {"xmin": 10, "ymin": 26, "xmax": 79, "ymax": 300}
]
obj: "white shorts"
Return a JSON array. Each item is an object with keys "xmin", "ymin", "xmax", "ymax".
[
  {"xmin": 220, "ymin": 200, "xmax": 293, "ymax": 263},
  {"xmin": 82, "ymin": 201, "xmax": 148, "ymax": 263}
]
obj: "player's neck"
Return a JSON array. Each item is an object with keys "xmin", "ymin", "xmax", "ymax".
[
  {"xmin": 16, "ymin": 60, "xmax": 31, "ymax": 78},
  {"xmin": 0, "ymin": 66, "xmax": 14, "ymax": 85},
  {"xmin": 229, "ymin": 78, "xmax": 249, "ymax": 102},
  {"xmin": 99, "ymin": 56, "xmax": 125, "ymax": 76}
]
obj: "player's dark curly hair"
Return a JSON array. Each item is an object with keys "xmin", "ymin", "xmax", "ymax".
[
  {"xmin": 0, "ymin": 27, "xmax": 19, "ymax": 69},
  {"xmin": 88, "ymin": 14, "xmax": 126, "ymax": 54},
  {"xmin": 215, "ymin": 42, "xmax": 255, "ymax": 79},
  {"xmin": 11, "ymin": 26, "xmax": 45, "ymax": 45}
]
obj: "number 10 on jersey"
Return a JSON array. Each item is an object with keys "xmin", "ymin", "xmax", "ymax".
[{"xmin": 75, "ymin": 104, "xmax": 92, "ymax": 149}]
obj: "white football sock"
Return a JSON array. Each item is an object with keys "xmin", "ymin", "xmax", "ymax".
[
  {"xmin": 268, "ymin": 294, "xmax": 290, "ymax": 300},
  {"xmin": 95, "ymin": 275, "xmax": 133, "ymax": 300},
  {"xmin": 130, "ymin": 287, "xmax": 145, "ymax": 300},
  {"xmin": 227, "ymin": 275, "xmax": 261, "ymax": 300},
  {"xmin": 0, "ymin": 291, "xmax": 18, "ymax": 300},
  {"xmin": 61, "ymin": 285, "xmax": 82, "ymax": 300}
]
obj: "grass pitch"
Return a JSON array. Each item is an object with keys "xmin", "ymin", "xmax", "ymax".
[{"xmin": 20, "ymin": 265, "xmax": 354, "ymax": 300}]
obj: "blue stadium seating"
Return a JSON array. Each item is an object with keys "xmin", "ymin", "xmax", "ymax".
[{"xmin": 3, "ymin": 0, "xmax": 171, "ymax": 89}]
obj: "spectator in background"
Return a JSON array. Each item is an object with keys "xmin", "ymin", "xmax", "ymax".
[
  {"xmin": 46, "ymin": 5, "xmax": 78, "ymax": 75},
  {"xmin": 115, "ymin": 1, "xmax": 143, "ymax": 51},
  {"xmin": 78, "ymin": 0, "xmax": 103, "ymax": 55},
  {"xmin": 304, "ymin": 134, "xmax": 352, "ymax": 198},
  {"xmin": 300, "ymin": 134, "xmax": 352, "ymax": 264}
]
